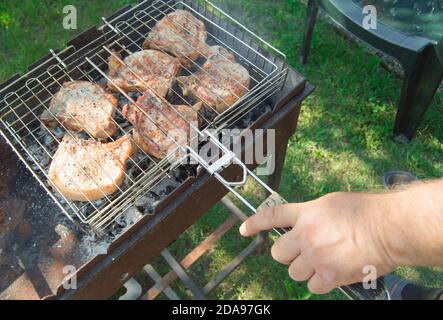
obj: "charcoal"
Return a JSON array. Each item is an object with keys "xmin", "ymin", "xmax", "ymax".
[
  {"xmin": 97, "ymin": 77, "xmax": 108, "ymax": 86},
  {"xmin": 136, "ymin": 205, "xmax": 145, "ymax": 213},
  {"xmin": 116, "ymin": 220, "xmax": 127, "ymax": 229},
  {"xmin": 199, "ymin": 105, "xmax": 217, "ymax": 122},
  {"xmin": 186, "ymin": 165, "xmax": 197, "ymax": 177},
  {"xmin": 144, "ymin": 204, "xmax": 156, "ymax": 215},
  {"xmin": 174, "ymin": 166, "xmax": 189, "ymax": 183},
  {"xmin": 163, "ymin": 185, "xmax": 176, "ymax": 195},
  {"xmin": 128, "ymin": 92, "xmax": 142, "ymax": 100},
  {"xmin": 139, "ymin": 200, "xmax": 159, "ymax": 215},
  {"xmin": 117, "ymin": 95, "xmax": 129, "ymax": 107},
  {"xmin": 147, "ymin": 191, "xmax": 160, "ymax": 201},
  {"xmin": 114, "ymin": 108, "xmax": 126, "ymax": 122},
  {"xmin": 25, "ymin": 239, "xmax": 35, "ymax": 248},
  {"xmin": 106, "ymin": 232, "xmax": 116, "ymax": 241}
]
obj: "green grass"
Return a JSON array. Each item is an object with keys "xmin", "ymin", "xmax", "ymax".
[
  {"xmin": 1, "ymin": 0, "xmax": 443, "ymax": 299},
  {"xmin": 0, "ymin": 0, "xmax": 134, "ymax": 80}
]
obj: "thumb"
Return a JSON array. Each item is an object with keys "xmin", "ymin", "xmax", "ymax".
[{"xmin": 239, "ymin": 203, "xmax": 301, "ymax": 237}]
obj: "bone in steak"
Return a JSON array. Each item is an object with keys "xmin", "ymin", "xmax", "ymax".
[
  {"xmin": 122, "ymin": 90, "xmax": 202, "ymax": 159},
  {"xmin": 108, "ymin": 50, "xmax": 181, "ymax": 96},
  {"xmin": 143, "ymin": 10, "xmax": 209, "ymax": 67},
  {"xmin": 48, "ymin": 135, "xmax": 136, "ymax": 201},
  {"xmin": 177, "ymin": 46, "xmax": 250, "ymax": 113},
  {"xmin": 41, "ymin": 81, "xmax": 118, "ymax": 140}
]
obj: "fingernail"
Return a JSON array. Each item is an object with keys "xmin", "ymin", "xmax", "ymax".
[{"xmin": 239, "ymin": 223, "xmax": 247, "ymax": 236}]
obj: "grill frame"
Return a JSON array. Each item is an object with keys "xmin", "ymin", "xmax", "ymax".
[{"xmin": 0, "ymin": 0, "xmax": 289, "ymax": 234}]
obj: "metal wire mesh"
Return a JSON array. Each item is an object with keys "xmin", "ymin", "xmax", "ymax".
[{"xmin": 0, "ymin": 0, "xmax": 288, "ymax": 234}]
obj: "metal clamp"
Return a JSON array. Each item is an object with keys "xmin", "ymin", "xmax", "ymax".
[
  {"xmin": 49, "ymin": 49, "xmax": 68, "ymax": 70},
  {"xmin": 186, "ymin": 129, "xmax": 286, "ymax": 222},
  {"xmin": 102, "ymin": 17, "xmax": 121, "ymax": 35}
]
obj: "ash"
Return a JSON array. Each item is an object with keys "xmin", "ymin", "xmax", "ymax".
[{"xmin": 79, "ymin": 234, "xmax": 110, "ymax": 261}]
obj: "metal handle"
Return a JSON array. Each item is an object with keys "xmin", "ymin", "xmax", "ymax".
[
  {"xmin": 234, "ymin": 181, "xmax": 391, "ymax": 300},
  {"xmin": 237, "ymin": 186, "xmax": 390, "ymax": 300},
  {"xmin": 190, "ymin": 130, "xmax": 390, "ymax": 300}
]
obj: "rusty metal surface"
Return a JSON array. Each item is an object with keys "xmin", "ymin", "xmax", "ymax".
[{"xmin": 0, "ymin": 139, "xmax": 90, "ymax": 299}]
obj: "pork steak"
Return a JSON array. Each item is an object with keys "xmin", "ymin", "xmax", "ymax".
[
  {"xmin": 122, "ymin": 91, "xmax": 202, "ymax": 159},
  {"xmin": 41, "ymin": 81, "xmax": 118, "ymax": 140},
  {"xmin": 48, "ymin": 135, "xmax": 136, "ymax": 201},
  {"xmin": 177, "ymin": 46, "xmax": 250, "ymax": 113},
  {"xmin": 143, "ymin": 10, "xmax": 209, "ymax": 67},
  {"xmin": 108, "ymin": 50, "xmax": 181, "ymax": 96}
]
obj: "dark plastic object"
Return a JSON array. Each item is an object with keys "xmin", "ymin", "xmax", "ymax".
[
  {"xmin": 300, "ymin": 0, "xmax": 443, "ymax": 141},
  {"xmin": 383, "ymin": 274, "xmax": 443, "ymax": 300},
  {"xmin": 383, "ymin": 170, "xmax": 418, "ymax": 189},
  {"xmin": 342, "ymin": 280, "xmax": 390, "ymax": 300}
]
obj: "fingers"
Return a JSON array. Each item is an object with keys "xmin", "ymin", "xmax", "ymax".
[
  {"xmin": 239, "ymin": 203, "xmax": 300, "ymax": 237},
  {"xmin": 271, "ymin": 231, "xmax": 300, "ymax": 265},
  {"xmin": 307, "ymin": 273, "xmax": 336, "ymax": 295},
  {"xmin": 288, "ymin": 256, "xmax": 315, "ymax": 281}
]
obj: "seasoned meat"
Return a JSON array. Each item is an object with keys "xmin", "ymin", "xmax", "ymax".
[
  {"xmin": 122, "ymin": 91, "xmax": 202, "ymax": 159},
  {"xmin": 177, "ymin": 46, "xmax": 250, "ymax": 113},
  {"xmin": 48, "ymin": 135, "xmax": 136, "ymax": 201},
  {"xmin": 41, "ymin": 81, "xmax": 117, "ymax": 140},
  {"xmin": 143, "ymin": 10, "xmax": 209, "ymax": 67},
  {"xmin": 108, "ymin": 50, "xmax": 181, "ymax": 96}
]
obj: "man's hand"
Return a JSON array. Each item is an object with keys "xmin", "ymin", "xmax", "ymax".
[{"xmin": 239, "ymin": 192, "xmax": 404, "ymax": 294}]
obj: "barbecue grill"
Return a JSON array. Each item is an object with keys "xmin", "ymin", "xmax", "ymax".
[
  {"xmin": 0, "ymin": 0, "xmax": 290, "ymax": 235},
  {"xmin": 0, "ymin": 0, "xmax": 387, "ymax": 300}
]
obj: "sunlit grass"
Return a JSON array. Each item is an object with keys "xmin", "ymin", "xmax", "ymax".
[{"xmin": 1, "ymin": 0, "xmax": 442, "ymax": 299}]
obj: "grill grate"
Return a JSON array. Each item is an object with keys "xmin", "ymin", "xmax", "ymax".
[{"xmin": 0, "ymin": 0, "xmax": 288, "ymax": 234}]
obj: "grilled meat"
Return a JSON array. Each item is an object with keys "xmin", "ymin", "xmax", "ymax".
[
  {"xmin": 48, "ymin": 135, "xmax": 136, "ymax": 201},
  {"xmin": 143, "ymin": 10, "xmax": 209, "ymax": 67},
  {"xmin": 122, "ymin": 91, "xmax": 202, "ymax": 159},
  {"xmin": 41, "ymin": 81, "xmax": 117, "ymax": 140},
  {"xmin": 108, "ymin": 50, "xmax": 181, "ymax": 96},
  {"xmin": 177, "ymin": 46, "xmax": 250, "ymax": 113}
]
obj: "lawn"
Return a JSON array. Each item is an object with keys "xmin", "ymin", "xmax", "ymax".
[{"xmin": 1, "ymin": 0, "xmax": 443, "ymax": 300}]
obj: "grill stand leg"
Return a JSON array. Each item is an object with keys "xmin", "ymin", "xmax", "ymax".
[
  {"xmin": 394, "ymin": 47, "xmax": 443, "ymax": 142},
  {"xmin": 143, "ymin": 265, "xmax": 181, "ymax": 300},
  {"xmin": 161, "ymin": 249, "xmax": 207, "ymax": 300},
  {"xmin": 267, "ymin": 104, "xmax": 302, "ymax": 192},
  {"xmin": 118, "ymin": 278, "xmax": 142, "ymax": 300},
  {"xmin": 202, "ymin": 236, "xmax": 264, "ymax": 295},
  {"xmin": 142, "ymin": 197, "xmax": 267, "ymax": 300},
  {"xmin": 300, "ymin": 0, "xmax": 319, "ymax": 65},
  {"xmin": 142, "ymin": 215, "xmax": 239, "ymax": 300}
]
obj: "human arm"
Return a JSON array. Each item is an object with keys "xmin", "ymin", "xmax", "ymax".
[{"xmin": 239, "ymin": 179, "xmax": 443, "ymax": 294}]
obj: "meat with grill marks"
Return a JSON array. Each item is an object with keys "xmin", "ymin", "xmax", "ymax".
[
  {"xmin": 177, "ymin": 46, "xmax": 250, "ymax": 113},
  {"xmin": 41, "ymin": 81, "xmax": 118, "ymax": 140},
  {"xmin": 143, "ymin": 10, "xmax": 209, "ymax": 67},
  {"xmin": 108, "ymin": 50, "xmax": 181, "ymax": 96},
  {"xmin": 122, "ymin": 90, "xmax": 202, "ymax": 159},
  {"xmin": 48, "ymin": 135, "xmax": 136, "ymax": 202}
]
